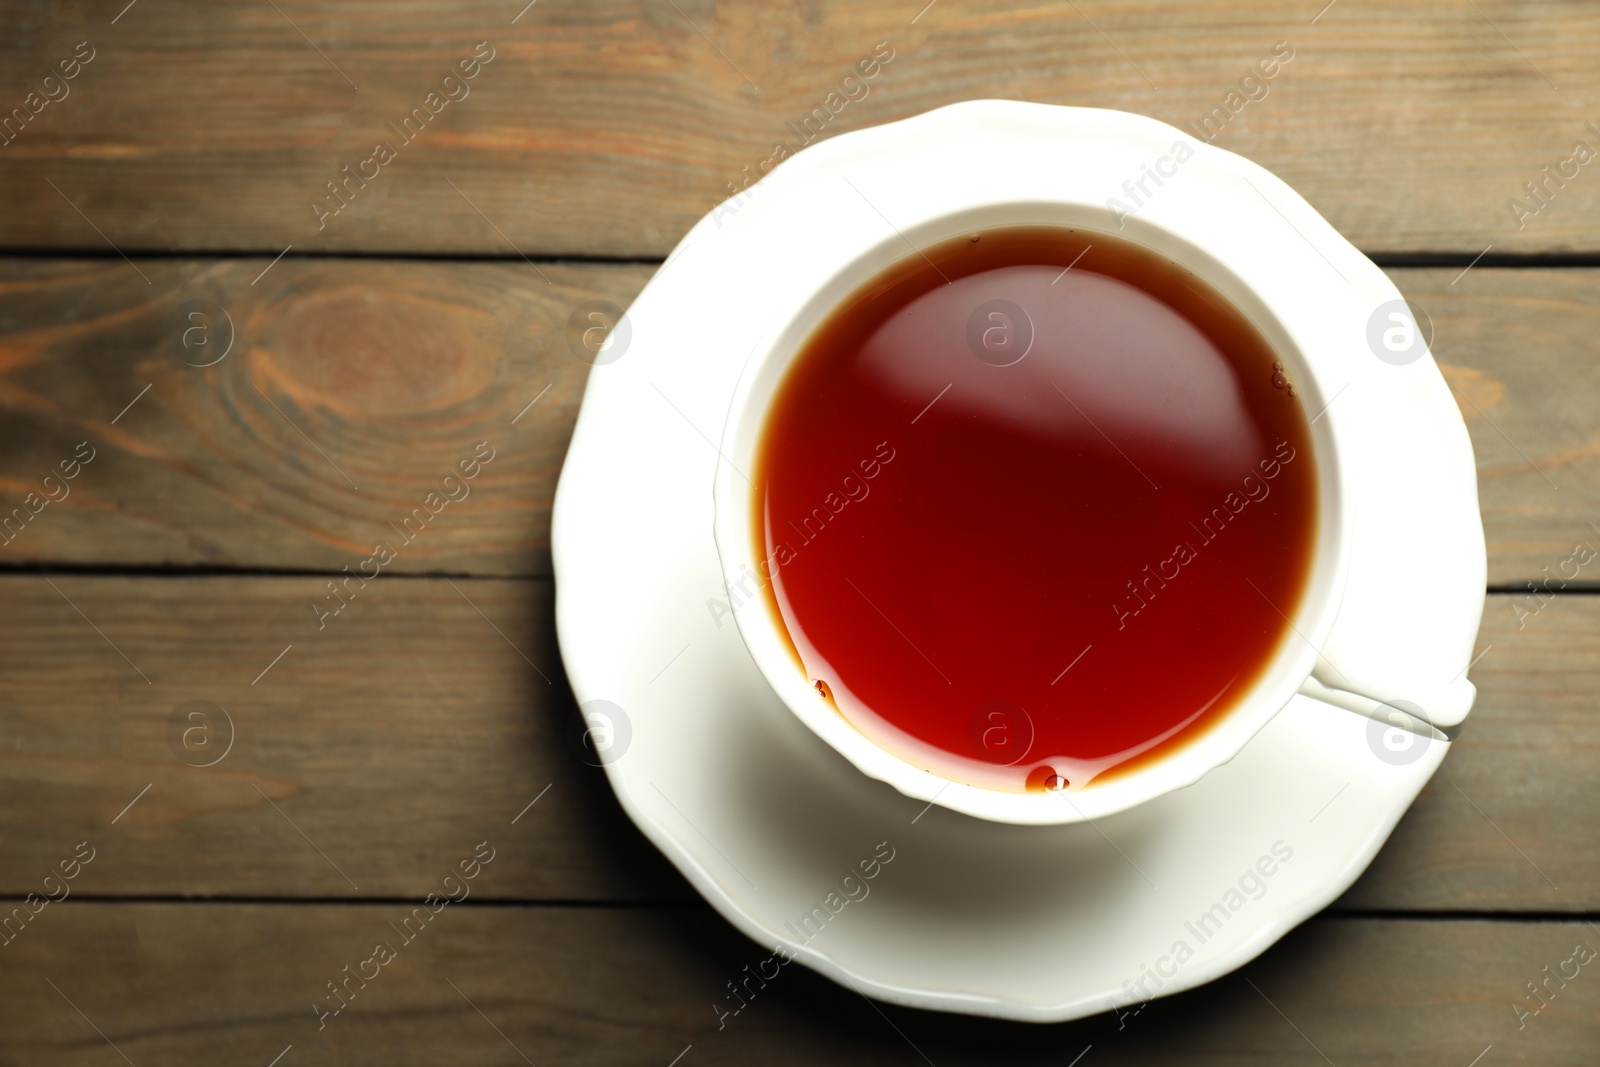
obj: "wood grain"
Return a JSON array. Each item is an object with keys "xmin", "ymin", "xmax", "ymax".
[
  {"xmin": 0, "ymin": 905, "xmax": 1594, "ymax": 1065},
  {"xmin": 0, "ymin": 574, "xmax": 1591, "ymax": 911},
  {"xmin": 3, "ymin": 4, "xmax": 1595, "ymax": 1060},
  {"xmin": 0, "ymin": 574, "xmax": 691, "ymax": 904},
  {"xmin": 3, "ymin": 1, "xmax": 1600, "ymax": 256},
  {"xmin": 1341, "ymin": 583, "xmax": 1599, "ymax": 911},
  {"xmin": 2, "ymin": 259, "xmax": 1598, "ymax": 584},
  {"xmin": 1392, "ymin": 268, "xmax": 1600, "ymax": 587},
  {"xmin": 0, "ymin": 257, "xmax": 651, "ymax": 576}
]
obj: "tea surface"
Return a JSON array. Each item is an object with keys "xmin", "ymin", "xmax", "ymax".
[{"xmin": 752, "ymin": 227, "xmax": 1318, "ymax": 792}]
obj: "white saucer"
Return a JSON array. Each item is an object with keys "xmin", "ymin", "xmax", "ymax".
[{"xmin": 551, "ymin": 102, "xmax": 1485, "ymax": 1022}]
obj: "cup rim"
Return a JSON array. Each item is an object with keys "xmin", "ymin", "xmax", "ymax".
[{"xmin": 710, "ymin": 121, "xmax": 1355, "ymax": 826}]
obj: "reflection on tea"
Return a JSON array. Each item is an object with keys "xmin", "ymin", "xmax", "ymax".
[{"xmin": 752, "ymin": 227, "xmax": 1318, "ymax": 792}]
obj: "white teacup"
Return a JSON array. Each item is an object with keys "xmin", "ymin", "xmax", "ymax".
[
  {"xmin": 710, "ymin": 205, "xmax": 1356, "ymax": 827},
  {"xmin": 710, "ymin": 110, "xmax": 1376, "ymax": 825}
]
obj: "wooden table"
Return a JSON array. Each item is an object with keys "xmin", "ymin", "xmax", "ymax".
[{"xmin": 2, "ymin": 1, "xmax": 1598, "ymax": 1062}]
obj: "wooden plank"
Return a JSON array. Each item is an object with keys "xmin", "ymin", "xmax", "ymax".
[
  {"xmin": 3, "ymin": 259, "xmax": 1599, "ymax": 584},
  {"xmin": 0, "ymin": 574, "xmax": 692, "ymax": 904},
  {"xmin": 0, "ymin": 905, "xmax": 1593, "ymax": 1064},
  {"xmin": 1340, "ymin": 582, "xmax": 1598, "ymax": 911},
  {"xmin": 1391, "ymin": 268, "xmax": 1600, "ymax": 587},
  {"xmin": 4, "ymin": 1, "xmax": 1600, "ymax": 256},
  {"xmin": 0, "ymin": 574, "xmax": 1593, "ymax": 910},
  {"xmin": 0, "ymin": 257, "xmax": 651, "ymax": 576}
]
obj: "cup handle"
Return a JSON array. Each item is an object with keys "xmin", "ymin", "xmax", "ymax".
[{"xmin": 1296, "ymin": 673, "xmax": 1463, "ymax": 742}]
